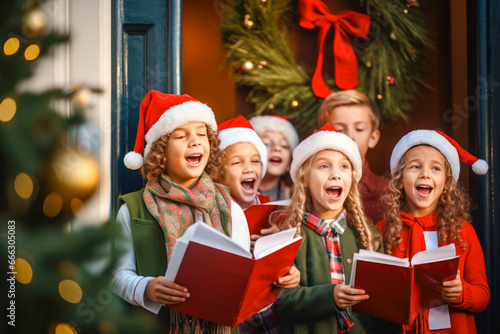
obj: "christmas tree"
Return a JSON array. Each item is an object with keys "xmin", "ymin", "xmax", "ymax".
[{"xmin": 0, "ymin": 1, "xmax": 152, "ymax": 332}]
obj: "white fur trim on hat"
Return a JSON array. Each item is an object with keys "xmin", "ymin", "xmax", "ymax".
[
  {"xmin": 290, "ymin": 131, "xmax": 362, "ymax": 183},
  {"xmin": 219, "ymin": 127, "xmax": 268, "ymax": 177},
  {"xmin": 249, "ymin": 116, "xmax": 300, "ymax": 150},
  {"xmin": 390, "ymin": 130, "xmax": 460, "ymax": 181},
  {"xmin": 143, "ymin": 100, "xmax": 217, "ymax": 158},
  {"xmin": 124, "ymin": 151, "xmax": 144, "ymax": 170}
]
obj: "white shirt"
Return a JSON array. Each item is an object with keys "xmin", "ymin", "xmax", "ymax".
[{"xmin": 111, "ymin": 200, "xmax": 250, "ymax": 313}]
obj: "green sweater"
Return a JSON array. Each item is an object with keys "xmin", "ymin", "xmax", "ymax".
[{"xmin": 272, "ymin": 222, "xmax": 382, "ymax": 334}]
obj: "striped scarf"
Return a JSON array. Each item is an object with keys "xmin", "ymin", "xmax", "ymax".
[
  {"xmin": 143, "ymin": 172, "xmax": 232, "ymax": 334},
  {"xmin": 304, "ymin": 211, "xmax": 354, "ymax": 333}
]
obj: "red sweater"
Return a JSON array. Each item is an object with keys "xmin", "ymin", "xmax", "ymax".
[
  {"xmin": 377, "ymin": 212, "xmax": 490, "ymax": 334},
  {"xmin": 359, "ymin": 161, "xmax": 389, "ymax": 224}
]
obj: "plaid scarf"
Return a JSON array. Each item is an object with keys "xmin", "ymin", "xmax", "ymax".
[
  {"xmin": 303, "ymin": 211, "xmax": 354, "ymax": 333},
  {"xmin": 143, "ymin": 172, "xmax": 232, "ymax": 334}
]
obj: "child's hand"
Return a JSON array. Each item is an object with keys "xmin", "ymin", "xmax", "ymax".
[
  {"xmin": 437, "ymin": 270, "xmax": 462, "ymax": 302},
  {"xmin": 250, "ymin": 225, "xmax": 280, "ymax": 249},
  {"xmin": 333, "ymin": 284, "xmax": 369, "ymax": 308},
  {"xmin": 145, "ymin": 276, "xmax": 190, "ymax": 305},
  {"xmin": 273, "ymin": 267, "xmax": 300, "ymax": 289}
]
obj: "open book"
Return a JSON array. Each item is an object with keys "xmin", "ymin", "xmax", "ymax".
[
  {"xmin": 350, "ymin": 244, "xmax": 459, "ymax": 325},
  {"xmin": 244, "ymin": 199, "xmax": 290, "ymax": 236},
  {"xmin": 155, "ymin": 222, "xmax": 302, "ymax": 327}
]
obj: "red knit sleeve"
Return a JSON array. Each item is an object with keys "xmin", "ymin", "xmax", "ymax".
[{"xmin": 448, "ymin": 223, "xmax": 490, "ymax": 313}]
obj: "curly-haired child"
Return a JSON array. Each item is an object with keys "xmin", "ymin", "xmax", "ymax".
[
  {"xmin": 111, "ymin": 91, "xmax": 250, "ymax": 333},
  {"xmin": 377, "ymin": 130, "xmax": 490, "ymax": 333},
  {"xmin": 272, "ymin": 123, "xmax": 383, "ymax": 334}
]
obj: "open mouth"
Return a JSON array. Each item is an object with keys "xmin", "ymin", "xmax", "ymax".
[
  {"xmin": 326, "ymin": 186, "xmax": 343, "ymax": 200},
  {"xmin": 241, "ymin": 178, "xmax": 256, "ymax": 194},
  {"xmin": 269, "ymin": 156, "xmax": 282, "ymax": 165},
  {"xmin": 416, "ymin": 185, "xmax": 433, "ymax": 197},
  {"xmin": 185, "ymin": 153, "xmax": 203, "ymax": 167}
]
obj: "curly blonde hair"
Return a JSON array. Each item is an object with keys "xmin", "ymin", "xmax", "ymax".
[
  {"xmin": 274, "ymin": 152, "xmax": 379, "ymax": 251},
  {"xmin": 141, "ymin": 126, "xmax": 223, "ymax": 183},
  {"xmin": 381, "ymin": 147, "xmax": 472, "ymax": 254}
]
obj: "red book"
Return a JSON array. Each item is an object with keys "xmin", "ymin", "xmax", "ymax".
[
  {"xmin": 350, "ymin": 244, "xmax": 459, "ymax": 325},
  {"xmin": 156, "ymin": 222, "xmax": 302, "ymax": 327},
  {"xmin": 244, "ymin": 199, "xmax": 290, "ymax": 236}
]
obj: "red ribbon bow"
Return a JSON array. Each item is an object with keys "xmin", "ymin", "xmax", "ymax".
[{"xmin": 298, "ymin": 0, "xmax": 371, "ymax": 97}]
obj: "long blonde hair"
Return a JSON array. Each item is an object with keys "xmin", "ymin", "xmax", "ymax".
[
  {"xmin": 381, "ymin": 147, "xmax": 472, "ymax": 254},
  {"xmin": 275, "ymin": 152, "xmax": 378, "ymax": 250}
]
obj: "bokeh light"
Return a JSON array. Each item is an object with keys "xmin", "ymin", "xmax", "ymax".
[
  {"xmin": 13, "ymin": 258, "xmax": 33, "ymax": 284},
  {"xmin": 43, "ymin": 192, "xmax": 63, "ymax": 218},
  {"xmin": 3, "ymin": 37, "xmax": 20, "ymax": 55},
  {"xmin": 70, "ymin": 198, "xmax": 85, "ymax": 218},
  {"xmin": 24, "ymin": 44, "xmax": 40, "ymax": 61},
  {"xmin": 0, "ymin": 97, "xmax": 17, "ymax": 122},
  {"xmin": 99, "ymin": 321, "xmax": 119, "ymax": 334},
  {"xmin": 58, "ymin": 279, "xmax": 83, "ymax": 304},
  {"xmin": 55, "ymin": 323, "xmax": 77, "ymax": 334},
  {"xmin": 14, "ymin": 173, "xmax": 33, "ymax": 199}
]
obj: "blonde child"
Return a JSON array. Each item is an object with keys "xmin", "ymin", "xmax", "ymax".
[
  {"xmin": 272, "ymin": 123, "xmax": 382, "ymax": 333},
  {"xmin": 249, "ymin": 115, "xmax": 299, "ymax": 201},
  {"xmin": 377, "ymin": 130, "xmax": 490, "ymax": 333},
  {"xmin": 317, "ymin": 90, "xmax": 388, "ymax": 223},
  {"xmin": 111, "ymin": 91, "xmax": 252, "ymax": 333}
]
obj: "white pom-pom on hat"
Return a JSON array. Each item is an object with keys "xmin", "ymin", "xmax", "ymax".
[
  {"xmin": 124, "ymin": 151, "xmax": 144, "ymax": 170},
  {"xmin": 471, "ymin": 159, "xmax": 488, "ymax": 175}
]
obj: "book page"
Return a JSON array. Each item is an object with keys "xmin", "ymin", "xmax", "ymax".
[
  {"xmin": 264, "ymin": 199, "xmax": 291, "ymax": 206},
  {"xmin": 411, "ymin": 244, "xmax": 456, "ymax": 265},
  {"xmin": 165, "ymin": 222, "xmax": 252, "ymax": 281},
  {"xmin": 253, "ymin": 228, "xmax": 297, "ymax": 259}
]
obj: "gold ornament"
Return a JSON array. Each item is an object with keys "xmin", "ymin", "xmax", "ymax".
[
  {"xmin": 268, "ymin": 103, "xmax": 275, "ymax": 110},
  {"xmin": 240, "ymin": 61, "xmax": 254, "ymax": 73},
  {"xmin": 23, "ymin": 7, "xmax": 47, "ymax": 36},
  {"xmin": 366, "ymin": 61, "xmax": 372, "ymax": 68},
  {"xmin": 377, "ymin": 94, "xmax": 383, "ymax": 100},
  {"xmin": 44, "ymin": 146, "xmax": 99, "ymax": 210},
  {"xmin": 289, "ymin": 99, "xmax": 300, "ymax": 109},
  {"xmin": 244, "ymin": 14, "xmax": 254, "ymax": 29}
]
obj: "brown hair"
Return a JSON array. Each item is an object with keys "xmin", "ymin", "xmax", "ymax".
[
  {"xmin": 141, "ymin": 126, "xmax": 223, "ymax": 183},
  {"xmin": 381, "ymin": 147, "xmax": 472, "ymax": 254},
  {"xmin": 317, "ymin": 90, "xmax": 379, "ymax": 131},
  {"xmin": 275, "ymin": 152, "xmax": 379, "ymax": 251}
]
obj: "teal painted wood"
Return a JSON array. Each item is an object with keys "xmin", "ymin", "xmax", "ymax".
[
  {"xmin": 467, "ymin": 0, "xmax": 499, "ymax": 332},
  {"xmin": 111, "ymin": 0, "xmax": 182, "ymax": 213}
]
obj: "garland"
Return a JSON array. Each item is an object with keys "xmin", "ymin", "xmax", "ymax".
[{"xmin": 221, "ymin": 0, "xmax": 430, "ymax": 131}]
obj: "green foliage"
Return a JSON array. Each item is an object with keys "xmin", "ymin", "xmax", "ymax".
[{"xmin": 221, "ymin": 0, "xmax": 431, "ymax": 131}]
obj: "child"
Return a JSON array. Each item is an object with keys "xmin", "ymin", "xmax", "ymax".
[
  {"xmin": 249, "ymin": 115, "xmax": 299, "ymax": 201},
  {"xmin": 317, "ymin": 90, "xmax": 388, "ymax": 223},
  {"xmin": 111, "ymin": 91, "xmax": 253, "ymax": 333},
  {"xmin": 377, "ymin": 130, "xmax": 490, "ymax": 333},
  {"xmin": 216, "ymin": 115, "xmax": 270, "ymax": 209},
  {"xmin": 272, "ymin": 123, "xmax": 383, "ymax": 333}
]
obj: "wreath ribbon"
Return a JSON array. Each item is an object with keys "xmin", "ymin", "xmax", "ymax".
[{"xmin": 298, "ymin": 0, "xmax": 371, "ymax": 97}]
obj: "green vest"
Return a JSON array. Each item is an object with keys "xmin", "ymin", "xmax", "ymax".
[
  {"xmin": 116, "ymin": 189, "xmax": 240, "ymax": 334},
  {"xmin": 117, "ymin": 189, "xmax": 170, "ymax": 333}
]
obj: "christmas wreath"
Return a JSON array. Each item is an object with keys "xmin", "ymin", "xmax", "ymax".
[{"xmin": 221, "ymin": 0, "xmax": 430, "ymax": 131}]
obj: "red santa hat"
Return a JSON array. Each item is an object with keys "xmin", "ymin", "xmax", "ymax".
[
  {"xmin": 390, "ymin": 129, "xmax": 488, "ymax": 181},
  {"xmin": 124, "ymin": 90, "xmax": 217, "ymax": 170},
  {"xmin": 249, "ymin": 115, "xmax": 300, "ymax": 150},
  {"xmin": 218, "ymin": 115, "xmax": 268, "ymax": 177},
  {"xmin": 290, "ymin": 123, "xmax": 362, "ymax": 183}
]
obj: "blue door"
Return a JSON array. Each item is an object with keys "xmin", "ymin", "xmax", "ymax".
[{"xmin": 111, "ymin": 0, "xmax": 182, "ymax": 212}]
